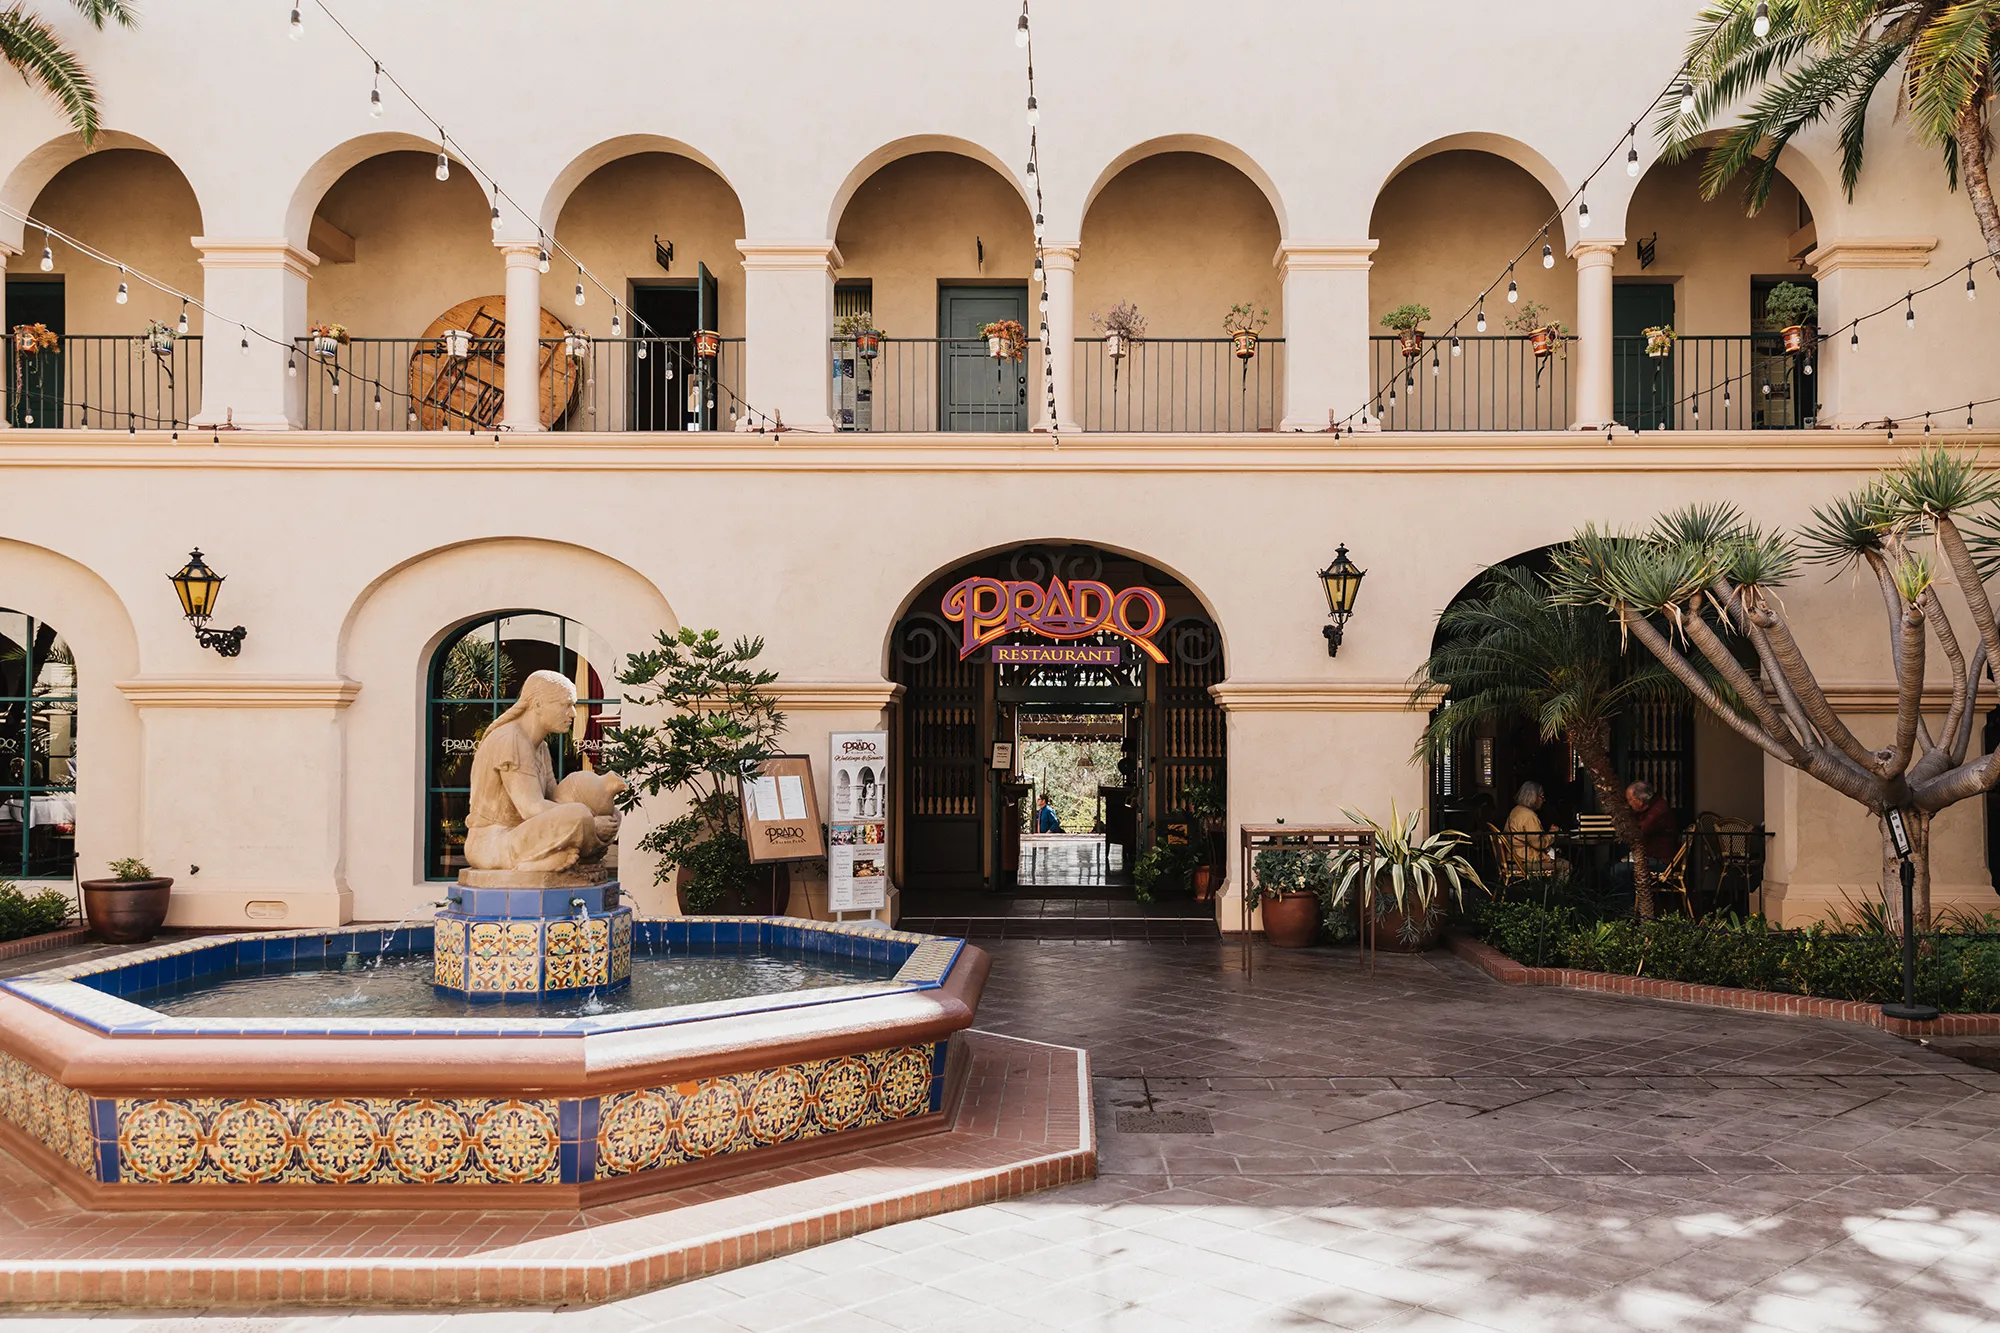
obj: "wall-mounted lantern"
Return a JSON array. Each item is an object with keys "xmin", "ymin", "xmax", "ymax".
[
  {"xmin": 168, "ymin": 549, "xmax": 247, "ymax": 657},
  {"xmin": 1317, "ymin": 544, "xmax": 1366, "ymax": 658}
]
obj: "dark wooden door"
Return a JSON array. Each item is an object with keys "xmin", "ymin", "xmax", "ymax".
[
  {"xmin": 1614, "ymin": 283, "xmax": 1674, "ymax": 431},
  {"xmin": 938, "ymin": 286, "xmax": 1027, "ymax": 432},
  {"xmin": 696, "ymin": 262, "xmax": 720, "ymax": 431},
  {"xmin": 5, "ymin": 278, "xmax": 63, "ymax": 429},
  {"xmin": 894, "ymin": 613, "xmax": 986, "ymax": 892}
]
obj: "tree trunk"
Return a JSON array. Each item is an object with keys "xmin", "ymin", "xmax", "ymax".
[
  {"xmin": 1954, "ymin": 107, "xmax": 2000, "ymax": 267},
  {"xmin": 1571, "ymin": 721, "xmax": 1655, "ymax": 919},
  {"xmin": 1879, "ymin": 809, "xmax": 1932, "ymax": 937}
]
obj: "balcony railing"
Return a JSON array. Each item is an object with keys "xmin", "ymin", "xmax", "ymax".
[
  {"xmin": 542, "ymin": 336, "xmax": 744, "ymax": 431},
  {"xmin": 1612, "ymin": 334, "xmax": 1815, "ymax": 431},
  {"xmin": 1073, "ymin": 337, "xmax": 1283, "ymax": 432},
  {"xmin": 5, "ymin": 334, "xmax": 202, "ymax": 430},
  {"xmin": 832, "ymin": 337, "xmax": 1043, "ymax": 432},
  {"xmin": 297, "ymin": 336, "xmax": 502, "ymax": 431},
  {"xmin": 1368, "ymin": 335, "xmax": 1574, "ymax": 431}
]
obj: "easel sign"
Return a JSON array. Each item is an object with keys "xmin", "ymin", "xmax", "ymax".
[
  {"xmin": 739, "ymin": 755, "xmax": 827, "ymax": 863},
  {"xmin": 829, "ymin": 730, "xmax": 891, "ymax": 915}
]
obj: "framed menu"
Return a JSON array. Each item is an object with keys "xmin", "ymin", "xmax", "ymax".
[{"xmin": 738, "ymin": 754, "xmax": 826, "ymax": 863}]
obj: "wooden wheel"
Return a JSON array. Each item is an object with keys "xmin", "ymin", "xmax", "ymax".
[{"xmin": 409, "ymin": 296, "xmax": 580, "ymax": 431}]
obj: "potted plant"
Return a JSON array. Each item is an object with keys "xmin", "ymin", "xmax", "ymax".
[
  {"xmin": 1180, "ymin": 779, "xmax": 1226, "ymax": 902},
  {"xmin": 1249, "ymin": 841, "xmax": 1334, "ymax": 948},
  {"xmin": 143, "ymin": 320, "xmax": 178, "ymax": 357},
  {"xmin": 693, "ymin": 329, "xmax": 724, "ymax": 359},
  {"xmin": 80, "ymin": 857, "xmax": 174, "ymax": 944},
  {"xmin": 1643, "ymin": 324, "xmax": 1676, "ymax": 358},
  {"xmin": 11, "ymin": 322, "xmax": 58, "ymax": 356},
  {"xmin": 562, "ymin": 331, "xmax": 591, "ymax": 361},
  {"xmin": 1762, "ymin": 283, "xmax": 1818, "ymax": 352},
  {"xmin": 600, "ymin": 627, "xmax": 787, "ymax": 917},
  {"xmin": 834, "ymin": 312, "xmax": 883, "ymax": 359},
  {"xmin": 1380, "ymin": 303, "xmax": 1432, "ymax": 359},
  {"xmin": 1327, "ymin": 805, "xmax": 1485, "ymax": 954},
  {"xmin": 441, "ymin": 328, "xmax": 472, "ymax": 359},
  {"xmin": 1506, "ymin": 301, "xmax": 1569, "ymax": 360},
  {"xmin": 1090, "ymin": 301, "xmax": 1146, "ymax": 364},
  {"xmin": 308, "ymin": 323, "xmax": 348, "ymax": 358},
  {"xmin": 1131, "ymin": 843, "xmax": 1181, "ymax": 905},
  {"xmin": 1223, "ymin": 302, "xmax": 1269, "ymax": 361},
  {"xmin": 980, "ymin": 319, "xmax": 1026, "ymax": 362}
]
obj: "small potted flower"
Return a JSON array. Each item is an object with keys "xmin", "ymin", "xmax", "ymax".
[
  {"xmin": 143, "ymin": 319, "xmax": 178, "ymax": 357},
  {"xmin": 834, "ymin": 311, "xmax": 883, "ymax": 359},
  {"xmin": 693, "ymin": 329, "xmax": 724, "ymax": 359},
  {"xmin": 1223, "ymin": 302, "xmax": 1269, "ymax": 360},
  {"xmin": 1090, "ymin": 301, "xmax": 1146, "ymax": 364},
  {"xmin": 11, "ymin": 322, "xmax": 58, "ymax": 356},
  {"xmin": 1763, "ymin": 282, "xmax": 1818, "ymax": 353},
  {"xmin": 1506, "ymin": 301, "xmax": 1569, "ymax": 360},
  {"xmin": 1380, "ymin": 303, "xmax": 1431, "ymax": 359},
  {"xmin": 980, "ymin": 318, "xmax": 1026, "ymax": 361},
  {"xmin": 308, "ymin": 322, "xmax": 348, "ymax": 358},
  {"xmin": 1643, "ymin": 324, "xmax": 1676, "ymax": 358},
  {"xmin": 80, "ymin": 857, "xmax": 174, "ymax": 944}
]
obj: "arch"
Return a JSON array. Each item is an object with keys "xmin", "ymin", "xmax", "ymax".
[
  {"xmin": 0, "ymin": 130, "xmax": 196, "ymax": 251},
  {"xmin": 1373, "ymin": 133, "xmax": 1572, "ymax": 233},
  {"xmin": 1081, "ymin": 135, "xmax": 1289, "ymax": 237},
  {"xmin": 282, "ymin": 130, "xmax": 466, "ymax": 251},
  {"xmin": 0, "ymin": 539, "xmax": 142, "ymax": 882},
  {"xmin": 825, "ymin": 134, "xmax": 1030, "ymax": 239},
  {"xmin": 536, "ymin": 134, "xmax": 739, "ymax": 240},
  {"xmin": 1607, "ymin": 133, "xmax": 1840, "ymax": 241},
  {"xmin": 336, "ymin": 537, "xmax": 676, "ymax": 920}
]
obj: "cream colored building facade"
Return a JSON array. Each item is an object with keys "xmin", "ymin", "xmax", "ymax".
[{"xmin": 2, "ymin": 2, "xmax": 1997, "ymax": 931}]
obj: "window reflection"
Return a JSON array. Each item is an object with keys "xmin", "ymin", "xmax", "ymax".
[{"xmin": 0, "ymin": 610, "xmax": 77, "ymax": 880}]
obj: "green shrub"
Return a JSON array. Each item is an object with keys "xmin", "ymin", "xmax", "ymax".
[
  {"xmin": 0, "ymin": 881, "xmax": 76, "ymax": 943},
  {"xmin": 676, "ymin": 833, "xmax": 753, "ymax": 914}
]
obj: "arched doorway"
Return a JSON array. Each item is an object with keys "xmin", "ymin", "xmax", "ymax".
[
  {"xmin": 889, "ymin": 543, "xmax": 1223, "ymax": 903},
  {"xmin": 0, "ymin": 609, "xmax": 75, "ymax": 880}
]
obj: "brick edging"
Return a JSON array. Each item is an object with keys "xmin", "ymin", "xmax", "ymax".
[
  {"xmin": 0, "ymin": 928, "xmax": 89, "ymax": 963},
  {"xmin": 1447, "ymin": 933, "xmax": 2000, "ymax": 1036}
]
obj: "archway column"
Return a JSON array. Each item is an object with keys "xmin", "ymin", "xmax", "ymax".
[
  {"xmin": 1570, "ymin": 239, "xmax": 1621, "ymax": 430},
  {"xmin": 1274, "ymin": 241, "xmax": 1376, "ymax": 432},
  {"xmin": 190, "ymin": 238, "xmax": 316, "ymax": 430},
  {"xmin": 1038, "ymin": 243, "xmax": 1080, "ymax": 433},
  {"xmin": 0, "ymin": 239, "xmax": 14, "ymax": 428},
  {"xmin": 1807, "ymin": 237, "xmax": 1939, "ymax": 426},
  {"xmin": 736, "ymin": 240, "xmax": 841, "ymax": 432},
  {"xmin": 498, "ymin": 241, "xmax": 544, "ymax": 432}
]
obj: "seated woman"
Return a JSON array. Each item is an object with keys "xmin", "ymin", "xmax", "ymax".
[{"xmin": 1502, "ymin": 781, "xmax": 1563, "ymax": 878}]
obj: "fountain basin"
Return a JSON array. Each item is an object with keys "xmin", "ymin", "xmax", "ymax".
[{"xmin": 0, "ymin": 917, "xmax": 985, "ymax": 1210}]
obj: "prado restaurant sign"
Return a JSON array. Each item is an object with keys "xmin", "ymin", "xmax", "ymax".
[{"xmin": 942, "ymin": 576, "xmax": 1167, "ymax": 664}]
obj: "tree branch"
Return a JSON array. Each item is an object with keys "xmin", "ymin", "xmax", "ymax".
[{"xmin": 1622, "ymin": 608, "xmax": 1796, "ymax": 763}]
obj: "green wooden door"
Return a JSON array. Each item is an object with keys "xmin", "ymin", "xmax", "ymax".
[
  {"xmin": 5, "ymin": 278, "xmax": 64, "ymax": 429},
  {"xmin": 1613, "ymin": 283, "xmax": 1674, "ymax": 431},
  {"xmin": 939, "ymin": 286, "xmax": 1028, "ymax": 432},
  {"xmin": 696, "ymin": 262, "xmax": 720, "ymax": 431}
]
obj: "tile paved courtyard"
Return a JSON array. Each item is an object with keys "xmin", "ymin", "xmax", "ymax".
[{"xmin": 8, "ymin": 937, "xmax": 2000, "ymax": 1330}]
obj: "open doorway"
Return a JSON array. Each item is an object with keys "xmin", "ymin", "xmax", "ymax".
[{"xmin": 1008, "ymin": 709, "xmax": 1133, "ymax": 888}]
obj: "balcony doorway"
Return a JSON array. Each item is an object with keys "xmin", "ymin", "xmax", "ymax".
[
  {"xmin": 629, "ymin": 264, "xmax": 719, "ymax": 430},
  {"xmin": 938, "ymin": 286, "xmax": 1028, "ymax": 431},
  {"xmin": 1614, "ymin": 283, "xmax": 1674, "ymax": 431},
  {"xmin": 4, "ymin": 278, "xmax": 63, "ymax": 429}
]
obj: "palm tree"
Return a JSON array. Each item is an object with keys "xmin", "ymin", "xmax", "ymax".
[
  {"xmin": 2, "ymin": 1, "xmax": 137, "ymax": 146},
  {"xmin": 1414, "ymin": 563, "xmax": 1683, "ymax": 919},
  {"xmin": 1664, "ymin": 1, "xmax": 2000, "ymax": 259}
]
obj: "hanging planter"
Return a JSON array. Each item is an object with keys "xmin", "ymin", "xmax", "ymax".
[
  {"xmin": 143, "ymin": 320, "xmax": 178, "ymax": 357},
  {"xmin": 1504, "ymin": 301, "xmax": 1569, "ymax": 369},
  {"xmin": 1763, "ymin": 282, "xmax": 1819, "ymax": 356},
  {"xmin": 693, "ymin": 329, "xmax": 723, "ymax": 359},
  {"xmin": 979, "ymin": 319, "xmax": 1025, "ymax": 362},
  {"xmin": 307, "ymin": 322, "xmax": 348, "ymax": 358},
  {"xmin": 442, "ymin": 328, "xmax": 472, "ymax": 359},
  {"xmin": 11, "ymin": 322, "xmax": 58, "ymax": 356},
  {"xmin": 1090, "ymin": 302, "xmax": 1146, "ymax": 370},
  {"xmin": 563, "ymin": 331, "xmax": 591, "ymax": 360},
  {"xmin": 1380, "ymin": 303, "xmax": 1431, "ymax": 360},
  {"xmin": 834, "ymin": 312, "xmax": 883, "ymax": 360},
  {"xmin": 1643, "ymin": 324, "xmax": 1676, "ymax": 358},
  {"xmin": 1222, "ymin": 301, "xmax": 1269, "ymax": 368},
  {"xmin": 1529, "ymin": 325, "xmax": 1559, "ymax": 359}
]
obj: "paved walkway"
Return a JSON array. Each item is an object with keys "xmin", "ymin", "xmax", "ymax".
[{"xmin": 12, "ymin": 939, "xmax": 2000, "ymax": 1330}]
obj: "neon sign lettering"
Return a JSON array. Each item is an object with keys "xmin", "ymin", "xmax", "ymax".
[{"xmin": 942, "ymin": 576, "xmax": 1167, "ymax": 663}]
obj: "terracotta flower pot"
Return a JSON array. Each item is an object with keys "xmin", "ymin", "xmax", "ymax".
[
  {"xmin": 1372, "ymin": 905, "xmax": 1444, "ymax": 953},
  {"xmin": 1781, "ymin": 324, "xmax": 1809, "ymax": 353},
  {"xmin": 1529, "ymin": 326, "xmax": 1559, "ymax": 359},
  {"xmin": 1396, "ymin": 328, "xmax": 1425, "ymax": 358},
  {"xmin": 693, "ymin": 330, "xmax": 723, "ymax": 359},
  {"xmin": 855, "ymin": 331, "xmax": 880, "ymax": 359},
  {"xmin": 1259, "ymin": 891, "xmax": 1319, "ymax": 948},
  {"xmin": 1192, "ymin": 865, "xmax": 1214, "ymax": 902},
  {"xmin": 1230, "ymin": 330, "xmax": 1260, "ymax": 361},
  {"xmin": 80, "ymin": 877, "xmax": 173, "ymax": 944}
]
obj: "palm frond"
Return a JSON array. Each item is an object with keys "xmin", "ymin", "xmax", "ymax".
[
  {"xmin": 1883, "ymin": 444, "xmax": 2000, "ymax": 517},
  {"xmin": 1907, "ymin": 0, "xmax": 2000, "ymax": 149},
  {"xmin": 1798, "ymin": 480, "xmax": 1899, "ymax": 566},
  {"xmin": 67, "ymin": 0, "xmax": 138, "ymax": 29},
  {"xmin": 0, "ymin": 7, "xmax": 101, "ymax": 143}
]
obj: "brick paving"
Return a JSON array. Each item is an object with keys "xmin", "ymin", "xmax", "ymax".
[{"xmin": 11, "ymin": 938, "xmax": 2000, "ymax": 1330}]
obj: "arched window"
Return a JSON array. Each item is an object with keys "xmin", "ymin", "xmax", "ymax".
[
  {"xmin": 425, "ymin": 611, "xmax": 617, "ymax": 881},
  {"xmin": 0, "ymin": 610, "xmax": 76, "ymax": 879}
]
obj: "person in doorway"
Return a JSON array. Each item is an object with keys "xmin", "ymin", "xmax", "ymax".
[
  {"xmin": 1609, "ymin": 780, "xmax": 1676, "ymax": 904},
  {"xmin": 1035, "ymin": 795, "xmax": 1063, "ymax": 834}
]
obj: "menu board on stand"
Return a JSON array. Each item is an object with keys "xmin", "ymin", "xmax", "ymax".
[{"xmin": 828, "ymin": 731, "xmax": 891, "ymax": 919}]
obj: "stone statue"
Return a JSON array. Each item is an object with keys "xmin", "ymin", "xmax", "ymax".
[{"xmin": 463, "ymin": 669, "xmax": 622, "ymax": 873}]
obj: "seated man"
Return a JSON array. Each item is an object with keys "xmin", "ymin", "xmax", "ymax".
[
  {"xmin": 1608, "ymin": 780, "xmax": 1675, "ymax": 905},
  {"xmin": 463, "ymin": 670, "xmax": 620, "ymax": 873}
]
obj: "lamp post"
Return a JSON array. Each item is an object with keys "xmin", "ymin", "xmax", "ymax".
[
  {"xmin": 168, "ymin": 549, "xmax": 248, "ymax": 658},
  {"xmin": 1317, "ymin": 545, "xmax": 1366, "ymax": 657},
  {"xmin": 1880, "ymin": 808, "xmax": 1939, "ymax": 1021}
]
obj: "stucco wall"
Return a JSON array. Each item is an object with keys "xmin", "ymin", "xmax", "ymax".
[
  {"xmin": 1618, "ymin": 157, "xmax": 1809, "ymax": 333},
  {"xmin": 304, "ymin": 151, "xmax": 497, "ymax": 335}
]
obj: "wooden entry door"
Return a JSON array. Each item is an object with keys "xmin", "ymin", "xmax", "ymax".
[
  {"xmin": 1614, "ymin": 283, "xmax": 1675, "ymax": 431},
  {"xmin": 939, "ymin": 286, "xmax": 1028, "ymax": 432}
]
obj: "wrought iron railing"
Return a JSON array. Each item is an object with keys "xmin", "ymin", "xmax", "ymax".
[
  {"xmin": 1073, "ymin": 337, "xmax": 1283, "ymax": 432},
  {"xmin": 5, "ymin": 333, "xmax": 202, "ymax": 430},
  {"xmin": 1368, "ymin": 334, "xmax": 1574, "ymax": 431},
  {"xmin": 296, "ymin": 335, "xmax": 503, "ymax": 431},
  {"xmin": 832, "ymin": 337, "xmax": 1043, "ymax": 432},
  {"xmin": 542, "ymin": 335, "xmax": 744, "ymax": 431},
  {"xmin": 1479, "ymin": 827, "xmax": 1774, "ymax": 919},
  {"xmin": 1612, "ymin": 334, "xmax": 1815, "ymax": 431}
]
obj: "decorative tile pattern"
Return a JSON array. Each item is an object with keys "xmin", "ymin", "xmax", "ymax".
[
  {"xmin": 113, "ymin": 1096, "xmax": 564, "ymax": 1186},
  {"xmin": 432, "ymin": 916, "xmax": 467, "ymax": 989},
  {"xmin": 594, "ymin": 1041, "xmax": 942, "ymax": 1178},
  {"xmin": 444, "ymin": 910, "xmax": 630, "ymax": 998},
  {"xmin": 0, "ymin": 1051, "xmax": 94, "ymax": 1179}
]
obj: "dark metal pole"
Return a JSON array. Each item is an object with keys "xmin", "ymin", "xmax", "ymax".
[{"xmin": 1882, "ymin": 852, "xmax": 1939, "ymax": 1022}]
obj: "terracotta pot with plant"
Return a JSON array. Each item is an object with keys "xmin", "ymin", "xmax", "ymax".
[
  {"xmin": 979, "ymin": 319, "xmax": 1026, "ymax": 362},
  {"xmin": 144, "ymin": 320, "xmax": 178, "ymax": 358},
  {"xmin": 1249, "ymin": 842, "xmax": 1334, "ymax": 948},
  {"xmin": 1381, "ymin": 303, "xmax": 1431, "ymax": 359},
  {"xmin": 1223, "ymin": 302, "xmax": 1269, "ymax": 361},
  {"xmin": 308, "ymin": 323, "xmax": 348, "ymax": 358},
  {"xmin": 1763, "ymin": 282, "xmax": 1818, "ymax": 353},
  {"xmin": 1643, "ymin": 324, "xmax": 1676, "ymax": 358},
  {"xmin": 1090, "ymin": 301, "xmax": 1146, "ymax": 368},
  {"xmin": 834, "ymin": 311, "xmax": 883, "ymax": 359},
  {"xmin": 693, "ymin": 329, "xmax": 723, "ymax": 360},
  {"xmin": 1327, "ymin": 804, "xmax": 1485, "ymax": 956},
  {"xmin": 1506, "ymin": 301, "xmax": 1569, "ymax": 361},
  {"xmin": 81, "ymin": 858, "xmax": 173, "ymax": 944}
]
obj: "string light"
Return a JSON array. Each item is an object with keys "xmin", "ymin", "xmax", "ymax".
[
  {"xmin": 1476, "ymin": 307, "xmax": 1487, "ymax": 332},
  {"xmin": 1905, "ymin": 294, "xmax": 1915, "ymax": 328},
  {"xmin": 1578, "ymin": 190, "xmax": 1590, "ymax": 229},
  {"xmin": 537, "ymin": 242, "xmax": 549, "ymax": 274},
  {"xmin": 39, "ymin": 229, "xmax": 52, "ymax": 271},
  {"xmin": 610, "ymin": 311, "xmax": 622, "ymax": 337},
  {"xmin": 1626, "ymin": 127, "xmax": 1640, "ymax": 177},
  {"xmin": 1541, "ymin": 241, "xmax": 1555, "ymax": 268},
  {"xmin": 1752, "ymin": 1, "xmax": 1770, "ymax": 37},
  {"xmin": 115, "ymin": 267, "xmax": 127, "ymax": 304},
  {"xmin": 1450, "ymin": 335, "xmax": 1461, "ymax": 357},
  {"xmin": 1506, "ymin": 268, "xmax": 1518, "ymax": 303},
  {"xmin": 1025, "ymin": 93, "xmax": 1039, "ymax": 126},
  {"xmin": 288, "ymin": 6, "xmax": 302, "ymax": 39},
  {"xmin": 368, "ymin": 61, "xmax": 382, "ymax": 117},
  {"xmin": 573, "ymin": 265, "xmax": 585, "ymax": 306},
  {"xmin": 374, "ymin": 387, "xmax": 383, "ymax": 415},
  {"xmin": 1676, "ymin": 80, "xmax": 1696, "ymax": 117},
  {"xmin": 1851, "ymin": 323, "xmax": 1860, "ymax": 349},
  {"xmin": 240, "ymin": 328, "xmax": 250, "ymax": 355},
  {"xmin": 489, "ymin": 190, "xmax": 502, "ymax": 232},
  {"xmin": 1967, "ymin": 264, "xmax": 1977, "ymax": 300},
  {"xmin": 1015, "ymin": 3, "xmax": 1028, "ymax": 46},
  {"xmin": 1970, "ymin": 404, "xmax": 1977, "ymax": 428},
  {"xmin": 435, "ymin": 144, "xmax": 449, "ymax": 182},
  {"xmin": 1431, "ymin": 352, "xmax": 1440, "ymax": 375},
  {"xmin": 176, "ymin": 301, "xmax": 189, "ymax": 335},
  {"xmin": 287, "ymin": 352, "xmax": 297, "ymax": 377}
]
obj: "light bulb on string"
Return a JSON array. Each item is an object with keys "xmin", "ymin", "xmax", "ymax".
[
  {"xmin": 1753, "ymin": 1, "xmax": 1770, "ymax": 37},
  {"xmin": 1476, "ymin": 307, "xmax": 1487, "ymax": 332},
  {"xmin": 1691, "ymin": 398, "xmax": 1699, "ymax": 423},
  {"xmin": 573, "ymin": 280, "xmax": 585, "ymax": 307},
  {"xmin": 610, "ymin": 312, "xmax": 622, "ymax": 337},
  {"xmin": 1626, "ymin": 132, "xmax": 1640, "ymax": 177},
  {"xmin": 1025, "ymin": 94, "xmax": 1039, "ymax": 126},
  {"xmin": 39, "ymin": 230, "xmax": 53, "ymax": 271},
  {"xmin": 1033, "ymin": 257, "xmax": 1045, "ymax": 282},
  {"xmin": 1541, "ymin": 242, "xmax": 1554, "ymax": 268},
  {"xmin": 1039, "ymin": 291, "xmax": 1049, "ymax": 313},
  {"xmin": 288, "ymin": 6, "xmax": 302, "ymax": 39},
  {"xmin": 1967, "ymin": 265, "xmax": 1977, "ymax": 300},
  {"xmin": 1507, "ymin": 275, "xmax": 1518, "ymax": 304},
  {"xmin": 1578, "ymin": 192, "xmax": 1590, "ymax": 229},
  {"xmin": 1025, "ymin": 156, "xmax": 1036, "ymax": 178},
  {"xmin": 176, "ymin": 301, "xmax": 189, "ymax": 335},
  {"xmin": 1723, "ymin": 385, "xmax": 1732, "ymax": 408},
  {"xmin": 1970, "ymin": 404, "xmax": 1977, "ymax": 429},
  {"xmin": 374, "ymin": 388, "xmax": 383, "ymax": 415},
  {"xmin": 1388, "ymin": 385, "xmax": 1397, "ymax": 408},
  {"xmin": 1404, "ymin": 369, "xmax": 1415, "ymax": 391},
  {"xmin": 407, "ymin": 405, "xmax": 417, "ymax": 426},
  {"xmin": 490, "ymin": 194, "xmax": 502, "ymax": 232},
  {"xmin": 538, "ymin": 244, "xmax": 549, "ymax": 274},
  {"xmin": 240, "ymin": 328, "xmax": 250, "ymax": 355},
  {"xmin": 1850, "ymin": 324, "xmax": 1860, "ymax": 349},
  {"xmin": 1431, "ymin": 352, "xmax": 1440, "ymax": 376},
  {"xmin": 1677, "ymin": 80, "xmax": 1695, "ymax": 117},
  {"xmin": 287, "ymin": 353, "xmax": 297, "ymax": 377},
  {"xmin": 1761, "ymin": 379, "xmax": 1770, "ymax": 397},
  {"xmin": 330, "ymin": 373, "xmax": 340, "ymax": 396},
  {"xmin": 1925, "ymin": 413, "xmax": 1933, "ymax": 436},
  {"xmin": 1803, "ymin": 358, "xmax": 1814, "ymax": 376},
  {"xmin": 1016, "ymin": 5, "xmax": 1029, "ymax": 47},
  {"xmin": 1450, "ymin": 335, "xmax": 1461, "ymax": 357},
  {"xmin": 435, "ymin": 148, "xmax": 450, "ymax": 182},
  {"xmin": 116, "ymin": 268, "xmax": 128, "ymax": 304},
  {"xmin": 369, "ymin": 62, "xmax": 383, "ymax": 117},
  {"xmin": 1905, "ymin": 295, "xmax": 1915, "ymax": 328}
]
